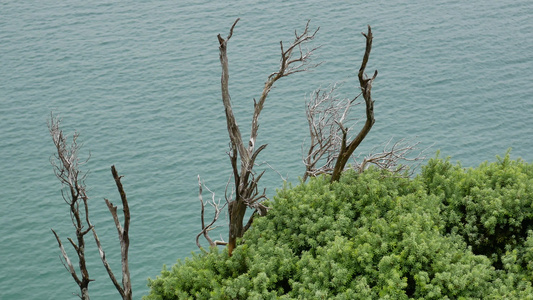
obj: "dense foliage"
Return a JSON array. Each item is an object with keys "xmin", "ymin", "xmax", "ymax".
[{"xmin": 145, "ymin": 153, "xmax": 533, "ymax": 299}]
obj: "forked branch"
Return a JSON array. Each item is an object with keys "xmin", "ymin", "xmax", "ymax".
[
  {"xmin": 215, "ymin": 19, "xmax": 319, "ymax": 255},
  {"xmin": 92, "ymin": 165, "xmax": 132, "ymax": 300},
  {"xmin": 253, "ymin": 21, "xmax": 320, "ymax": 153},
  {"xmin": 48, "ymin": 114, "xmax": 93, "ymax": 300},
  {"xmin": 303, "ymin": 84, "xmax": 357, "ymax": 181},
  {"xmin": 196, "ymin": 175, "xmax": 227, "ymax": 249},
  {"xmin": 303, "ymin": 26, "xmax": 378, "ymax": 182},
  {"xmin": 330, "ymin": 25, "xmax": 377, "ymax": 182}
]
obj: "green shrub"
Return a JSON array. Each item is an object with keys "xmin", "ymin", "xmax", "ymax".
[
  {"xmin": 422, "ymin": 152, "xmax": 533, "ymax": 268},
  {"xmin": 145, "ymin": 154, "xmax": 533, "ymax": 299}
]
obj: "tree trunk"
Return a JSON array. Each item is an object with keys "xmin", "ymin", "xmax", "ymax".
[
  {"xmin": 80, "ymin": 287, "xmax": 89, "ymax": 300},
  {"xmin": 227, "ymin": 199, "xmax": 247, "ymax": 254},
  {"xmin": 215, "ymin": 19, "xmax": 318, "ymax": 256}
]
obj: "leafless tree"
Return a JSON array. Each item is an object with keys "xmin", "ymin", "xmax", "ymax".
[
  {"xmin": 303, "ymin": 83, "xmax": 355, "ymax": 181},
  {"xmin": 49, "ymin": 115, "xmax": 93, "ymax": 300},
  {"xmin": 92, "ymin": 165, "xmax": 132, "ymax": 300},
  {"xmin": 329, "ymin": 25, "xmax": 378, "ymax": 182},
  {"xmin": 204, "ymin": 18, "xmax": 319, "ymax": 256},
  {"xmin": 303, "ymin": 26, "xmax": 378, "ymax": 182},
  {"xmin": 49, "ymin": 115, "xmax": 132, "ymax": 299},
  {"xmin": 303, "ymin": 26, "xmax": 429, "ymax": 181}
]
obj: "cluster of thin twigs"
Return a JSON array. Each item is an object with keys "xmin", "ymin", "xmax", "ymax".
[{"xmin": 49, "ymin": 114, "xmax": 131, "ymax": 300}]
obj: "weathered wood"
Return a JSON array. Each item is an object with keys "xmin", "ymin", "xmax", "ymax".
[
  {"xmin": 93, "ymin": 165, "xmax": 132, "ymax": 300},
  {"xmin": 213, "ymin": 19, "xmax": 319, "ymax": 255},
  {"xmin": 330, "ymin": 26, "xmax": 377, "ymax": 182},
  {"xmin": 196, "ymin": 175, "xmax": 227, "ymax": 249},
  {"xmin": 48, "ymin": 115, "xmax": 93, "ymax": 300}
]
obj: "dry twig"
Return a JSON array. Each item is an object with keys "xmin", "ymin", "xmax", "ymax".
[
  {"xmin": 48, "ymin": 114, "xmax": 93, "ymax": 300},
  {"xmin": 353, "ymin": 137, "xmax": 433, "ymax": 176},
  {"xmin": 196, "ymin": 175, "xmax": 227, "ymax": 249}
]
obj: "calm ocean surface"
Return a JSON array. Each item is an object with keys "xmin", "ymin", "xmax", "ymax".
[{"xmin": 1, "ymin": 0, "xmax": 532, "ymax": 298}]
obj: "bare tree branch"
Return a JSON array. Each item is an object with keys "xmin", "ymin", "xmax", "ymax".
[
  {"xmin": 253, "ymin": 21, "xmax": 320, "ymax": 159},
  {"xmin": 217, "ymin": 18, "xmax": 249, "ymax": 169},
  {"xmin": 92, "ymin": 165, "xmax": 132, "ymax": 300},
  {"xmin": 196, "ymin": 175, "xmax": 227, "ymax": 249},
  {"xmin": 330, "ymin": 25, "xmax": 377, "ymax": 182},
  {"xmin": 214, "ymin": 19, "xmax": 319, "ymax": 255},
  {"xmin": 51, "ymin": 229, "xmax": 81, "ymax": 285},
  {"xmin": 256, "ymin": 160, "xmax": 288, "ymax": 183},
  {"xmin": 353, "ymin": 137, "xmax": 433, "ymax": 176},
  {"xmin": 50, "ymin": 116, "xmax": 133, "ymax": 299},
  {"xmin": 300, "ymin": 26, "xmax": 378, "ymax": 182},
  {"xmin": 48, "ymin": 114, "xmax": 93, "ymax": 300},
  {"xmin": 303, "ymin": 84, "xmax": 360, "ymax": 181},
  {"xmin": 243, "ymin": 211, "xmax": 258, "ymax": 233},
  {"xmin": 302, "ymin": 27, "xmax": 431, "ymax": 182}
]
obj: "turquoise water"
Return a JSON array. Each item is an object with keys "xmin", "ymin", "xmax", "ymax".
[{"xmin": 1, "ymin": 0, "xmax": 532, "ymax": 298}]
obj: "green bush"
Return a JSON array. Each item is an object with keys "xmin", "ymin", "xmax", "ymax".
[
  {"xmin": 145, "ymin": 153, "xmax": 533, "ymax": 299},
  {"xmin": 422, "ymin": 152, "xmax": 533, "ymax": 267}
]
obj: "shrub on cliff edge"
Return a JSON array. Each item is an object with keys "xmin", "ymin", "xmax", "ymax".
[{"xmin": 145, "ymin": 154, "xmax": 533, "ymax": 299}]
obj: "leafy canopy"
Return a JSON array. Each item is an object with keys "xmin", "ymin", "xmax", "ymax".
[{"xmin": 145, "ymin": 152, "xmax": 533, "ymax": 299}]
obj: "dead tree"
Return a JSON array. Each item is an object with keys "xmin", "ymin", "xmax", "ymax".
[
  {"xmin": 329, "ymin": 25, "xmax": 377, "ymax": 182},
  {"xmin": 92, "ymin": 165, "xmax": 132, "ymax": 300},
  {"xmin": 211, "ymin": 18, "xmax": 319, "ymax": 256},
  {"xmin": 49, "ymin": 115, "xmax": 132, "ymax": 299},
  {"xmin": 303, "ymin": 26, "xmax": 378, "ymax": 182},
  {"xmin": 49, "ymin": 115, "xmax": 93, "ymax": 300},
  {"xmin": 303, "ymin": 84, "xmax": 350, "ymax": 182},
  {"xmin": 303, "ymin": 27, "xmax": 429, "ymax": 181}
]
